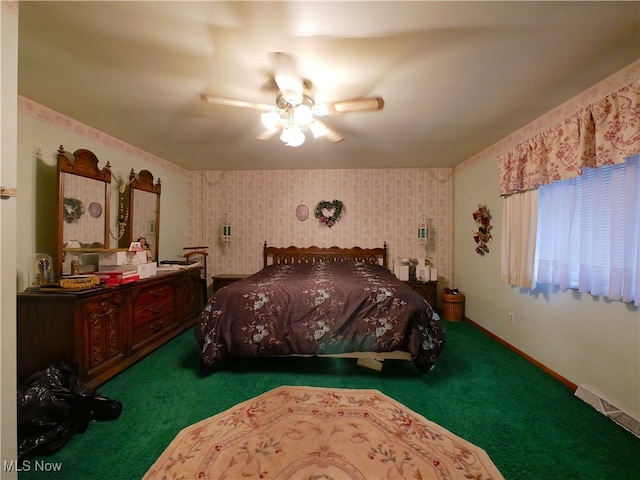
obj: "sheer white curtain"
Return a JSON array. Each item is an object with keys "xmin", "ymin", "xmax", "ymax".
[
  {"xmin": 535, "ymin": 156, "xmax": 640, "ymax": 306},
  {"xmin": 501, "ymin": 189, "xmax": 538, "ymax": 288},
  {"xmin": 535, "ymin": 178, "xmax": 577, "ymax": 289},
  {"xmin": 613, "ymin": 155, "xmax": 639, "ymax": 305}
]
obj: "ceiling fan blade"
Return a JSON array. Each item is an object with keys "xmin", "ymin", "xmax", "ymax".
[
  {"xmin": 310, "ymin": 120, "xmax": 344, "ymax": 143},
  {"xmin": 323, "ymin": 126, "xmax": 345, "ymax": 143},
  {"xmin": 201, "ymin": 94, "xmax": 273, "ymax": 112},
  {"xmin": 271, "ymin": 52, "xmax": 303, "ymax": 105},
  {"xmin": 315, "ymin": 96, "xmax": 385, "ymax": 115},
  {"xmin": 255, "ymin": 129, "xmax": 280, "ymax": 141}
]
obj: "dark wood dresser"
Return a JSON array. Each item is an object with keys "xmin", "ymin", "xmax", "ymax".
[{"xmin": 17, "ymin": 267, "xmax": 202, "ymax": 388}]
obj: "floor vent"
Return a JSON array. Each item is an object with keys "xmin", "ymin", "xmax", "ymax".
[{"xmin": 575, "ymin": 384, "xmax": 640, "ymax": 438}]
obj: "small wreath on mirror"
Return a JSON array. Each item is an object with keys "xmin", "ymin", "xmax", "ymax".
[
  {"xmin": 63, "ymin": 197, "xmax": 85, "ymax": 224},
  {"xmin": 315, "ymin": 200, "xmax": 344, "ymax": 228}
]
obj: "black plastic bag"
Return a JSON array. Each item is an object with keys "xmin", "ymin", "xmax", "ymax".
[{"xmin": 17, "ymin": 361, "xmax": 122, "ymax": 461}]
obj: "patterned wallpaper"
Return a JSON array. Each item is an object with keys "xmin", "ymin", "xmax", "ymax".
[
  {"xmin": 186, "ymin": 168, "xmax": 454, "ymax": 294},
  {"xmin": 62, "ymin": 173, "xmax": 106, "ymax": 246},
  {"xmin": 130, "ymin": 189, "xmax": 158, "ymax": 259}
]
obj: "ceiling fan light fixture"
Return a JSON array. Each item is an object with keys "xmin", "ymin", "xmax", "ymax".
[
  {"xmin": 312, "ymin": 104, "xmax": 329, "ymax": 116},
  {"xmin": 293, "ymin": 104, "xmax": 313, "ymax": 126},
  {"xmin": 202, "ymin": 53, "xmax": 382, "ymax": 146},
  {"xmin": 280, "ymin": 125, "xmax": 305, "ymax": 147}
]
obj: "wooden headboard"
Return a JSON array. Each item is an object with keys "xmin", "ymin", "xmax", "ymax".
[{"xmin": 263, "ymin": 242, "xmax": 388, "ymax": 269}]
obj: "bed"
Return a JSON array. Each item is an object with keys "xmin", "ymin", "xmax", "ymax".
[{"xmin": 195, "ymin": 244, "xmax": 445, "ymax": 374}]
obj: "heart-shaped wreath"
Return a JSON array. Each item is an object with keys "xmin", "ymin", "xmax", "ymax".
[{"xmin": 315, "ymin": 200, "xmax": 344, "ymax": 228}]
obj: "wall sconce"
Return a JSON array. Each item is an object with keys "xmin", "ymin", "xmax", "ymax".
[
  {"xmin": 418, "ymin": 215, "xmax": 434, "ymax": 246},
  {"xmin": 221, "ymin": 213, "xmax": 232, "ymax": 248}
]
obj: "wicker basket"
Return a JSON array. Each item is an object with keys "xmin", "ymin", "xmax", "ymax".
[{"xmin": 441, "ymin": 292, "xmax": 465, "ymax": 322}]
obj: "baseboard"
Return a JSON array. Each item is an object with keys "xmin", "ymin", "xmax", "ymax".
[
  {"xmin": 465, "ymin": 317, "xmax": 640, "ymax": 438},
  {"xmin": 464, "ymin": 317, "xmax": 577, "ymax": 390}
]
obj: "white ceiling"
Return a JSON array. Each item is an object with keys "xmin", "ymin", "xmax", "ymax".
[{"xmin": 17, "ymin": 1, "xmax": 639, "ymax": 171}]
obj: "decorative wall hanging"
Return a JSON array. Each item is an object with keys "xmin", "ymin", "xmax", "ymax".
[
  {"xmin": 110, "ymin": 204, "xmax": 129, "ymax": 241},
  {"xmin": 63, "ymin": 197, "xmax": 85, "ymax": 223},
  {"xmin": 88, "ymin": 202, "xmax": 102, "ymax": 218},
  {"xmin": 472, "ymin": 204, "xmax": 492, "ymax": 255},
  {"xmin": 295, "ymin": 204, "xmax": 309, "ymax": 222},
  {"xmin": 110, "ymin": 171, "xmax": 130, "ymax": 241},
  {"xmin": 314, "ymin": 200, "xmax": 344, "ymax": 228},
  {"xmin": 113, "ymin": 172, "xmax": 129, "ymax": 194}
]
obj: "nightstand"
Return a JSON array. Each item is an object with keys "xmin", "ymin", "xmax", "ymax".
[
  {"xmin": 403, "ymin": 280, "xmax": 438, "ymax": 309},
  {"xmin": 212, "ymin": 274, "xmax": 249, "ymax": 293}
]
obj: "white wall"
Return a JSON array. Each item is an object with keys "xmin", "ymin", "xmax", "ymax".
[{"xmin": 453, "ymin": 64, "xmax": 640, "ymax": 420}]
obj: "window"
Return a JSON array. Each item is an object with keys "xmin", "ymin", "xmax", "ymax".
[{"xmin": 534, "ymin": 155, "xmax": 640, "ymax": 306}]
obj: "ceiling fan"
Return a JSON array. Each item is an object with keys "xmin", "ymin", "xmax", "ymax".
[{"xmin": 201, "ymin": 52, "xmax": 384, "ymax": 147}]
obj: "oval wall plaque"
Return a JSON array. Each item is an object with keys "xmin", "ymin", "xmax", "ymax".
[{"xmin": 296, "ymin": 204, "xmax": 309, "ymax": 221}]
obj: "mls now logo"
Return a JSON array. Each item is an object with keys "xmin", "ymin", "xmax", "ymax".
[{"xmin": 3, "ymin": 459, "xmax": 63, "ymax": 472}]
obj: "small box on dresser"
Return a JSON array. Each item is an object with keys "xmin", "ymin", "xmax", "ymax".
[
  {"xmin": 135, "ymin": 262, "xmax": 157, "ymax": 279},
  {"xmin": 98, "ymin": 250, "xmax": 147, "ymax": 267}
]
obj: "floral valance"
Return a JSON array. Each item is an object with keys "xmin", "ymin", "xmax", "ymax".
[{"xmin": 497, "ymin": 80, "xmax": 640, "ymax": 196}]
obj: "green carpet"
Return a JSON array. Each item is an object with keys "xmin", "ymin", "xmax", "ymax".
[{"xmin": 18, "ymin": 320, "xmax": 640, "ymax": 479}]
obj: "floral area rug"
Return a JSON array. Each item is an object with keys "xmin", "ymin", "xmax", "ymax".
[{"xmin": 143, "ymin": 385, "xmax": 504, "ymax": 480}]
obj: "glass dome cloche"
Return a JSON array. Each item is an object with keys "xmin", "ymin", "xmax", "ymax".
[{"xmin": 29, "ymin": 253, "xmax": 55, "ymax": 287}]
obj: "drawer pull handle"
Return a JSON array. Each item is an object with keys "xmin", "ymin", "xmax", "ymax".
[
  {"xmin": 149, "ymin": 322, "xmax": 162, "ymax": 332},
  {"xmin": 150, "ymin": 290, "xmax": 162, "ymax": 298},
  {"xmin": 150, "ymin": 306, "xmax": 163, "ymax": 314}
]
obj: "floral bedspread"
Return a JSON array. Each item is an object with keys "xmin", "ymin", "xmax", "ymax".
[{"xmin": 195, "ymin": 262, "xmax": 445, "ymax": 373}]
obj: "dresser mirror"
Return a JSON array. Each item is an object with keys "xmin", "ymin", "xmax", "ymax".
[
  {"xmin": 56, "ymin": 146, "xmax": 112, "ymax": 278},
  {"xmin": 125, "ymin": 169, "xmax": 161, "ymax": 262}
]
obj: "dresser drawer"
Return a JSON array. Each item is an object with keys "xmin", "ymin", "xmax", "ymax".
[
  {"xmin": 131, "ymin": 283, "xmax": 175, "ymax": 326},
  {"xmin": 131, "ymin": 316, "xmax": 175, "ymax": 348},
  {"xmin": 130, "ymin": 283, "xmax": 177, "ymax": 350}
]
